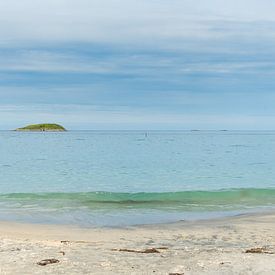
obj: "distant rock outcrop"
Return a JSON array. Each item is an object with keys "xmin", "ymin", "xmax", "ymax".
[{"xmin": 15, "ymin": 123, "xmax": 66, "ymax": 132}]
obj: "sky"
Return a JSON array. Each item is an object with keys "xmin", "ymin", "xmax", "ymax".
[{"xmin": 1, "ymin": 0, "xmax": 275, "ymax": 130}]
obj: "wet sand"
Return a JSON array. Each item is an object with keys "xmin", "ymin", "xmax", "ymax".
[{"xmin": 1, "ymin": 212, "xmax": 275, "ymax": 274}]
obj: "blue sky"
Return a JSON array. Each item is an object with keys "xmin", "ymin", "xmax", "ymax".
[{"xmin": 1, "ymin": 0, "xmax": 275, "ymax": 130}]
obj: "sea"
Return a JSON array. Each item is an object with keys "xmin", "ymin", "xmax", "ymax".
[{"xmin": 0, "ymin": 130, "xmax": 275, "ymax": 227}]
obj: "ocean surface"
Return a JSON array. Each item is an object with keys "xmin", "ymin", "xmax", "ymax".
[{"xmin": 0, "ymin": 130, "xmax": 275, "ymax": 227}]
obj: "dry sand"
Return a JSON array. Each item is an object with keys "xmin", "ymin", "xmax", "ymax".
[{"xmin": 1, "ymin": 212, "xmax": 275, "ymax": 274}]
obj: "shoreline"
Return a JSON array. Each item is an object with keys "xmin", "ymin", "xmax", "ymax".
[
  {"xmin": 0, "ymin": 210, "xmax": 273, "ymax": 238},
  {"xmin": 1, "ymin": 211, "xmax": 275, "ymax": 274}
]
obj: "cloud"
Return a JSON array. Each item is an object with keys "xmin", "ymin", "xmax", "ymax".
[
  {"xmin": 1, "ymin": 0, "xmax": 275, "ymax": 77},
  {"xmin": 0, "ymin": 50, "xmax": 119, "ymax": 73},
  {"xmin": 0, "ymin": 0, "xmax": 275, "ymax": 48},
  {"xmin": 0, "ymin": 1, "xmax": 275, "ymax": 129},
  {"xmin": 1, "ymin": 46, "xmax": 275, "ymax": 78}
]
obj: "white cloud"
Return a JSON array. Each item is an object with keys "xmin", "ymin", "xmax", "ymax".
[
  {"xmin": 0, "ymin": 0, "xmax": 275, "ymax": 47},
  {"xmin": 0, "ymin": 1, "xmax": 275, "ymax": 130}
]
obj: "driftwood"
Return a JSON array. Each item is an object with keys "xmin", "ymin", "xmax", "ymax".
[
  {"xmin": 37, "ymin": 259, "xmax": 60, "ymax": 266},
  {"xmin": 112, "ymin": 248, "xmax": 161, "ymax": 253},
  {"xmin": 245, "ymin": 247, "xmax": 274, "ymax": 254}
]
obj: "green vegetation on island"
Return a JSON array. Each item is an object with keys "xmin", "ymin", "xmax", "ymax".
[{"xmin": 15, "ymin": 123, "xmax": 67, "ymax": 132}]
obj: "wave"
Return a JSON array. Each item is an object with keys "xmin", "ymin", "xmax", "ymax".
[{"xmin": 1, "ymin": 188, "xmax": 275, "ymax": 211}]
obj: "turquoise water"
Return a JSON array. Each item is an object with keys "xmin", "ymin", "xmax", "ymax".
[{"xmin": 0, "ymin": 130, "xmax": 275, "ymax": 226}]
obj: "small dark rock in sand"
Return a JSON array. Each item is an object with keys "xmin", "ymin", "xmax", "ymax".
[
  {"xmin": 37, "ymin": 259, "xmax": 60, "ymax": 266},
  {"xmin": 220, "ymin": 261, "xmax": 231, "ymax": 265}
]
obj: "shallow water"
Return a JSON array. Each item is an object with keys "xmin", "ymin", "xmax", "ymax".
[{"xmin": 0, "ymin": 130, "xmax": 275, "ymax": 226}]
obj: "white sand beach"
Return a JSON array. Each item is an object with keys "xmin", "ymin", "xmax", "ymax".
[{"xmin": 1, "ymin": 212, "xmax": 275, "ymax": 274}]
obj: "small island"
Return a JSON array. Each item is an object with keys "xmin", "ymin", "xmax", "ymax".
[{"xmin": 15, "ymin": 123, "xmax": 67, "ymax": 132}]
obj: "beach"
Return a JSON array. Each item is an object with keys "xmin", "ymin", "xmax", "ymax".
[
  {"xmin": 1, "ymin": 131, "xmax": 275, "ymax": 274},
  {"xmin": 1, "ymin": 0, "xmax": 274, "ymax": 273},
  {"xmin": 1, "ymin": 212, "xmax": 275, "ymax": 274}
]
